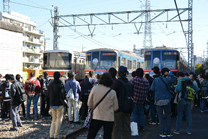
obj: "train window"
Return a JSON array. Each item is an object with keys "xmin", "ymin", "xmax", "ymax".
[
  {"xmin": 43, "ymin": 53, "xmax": 48, "ymax": 68},
  {"xmin": 56, "ymin": 52, "xmax": 71, "ymax": 68},
  {"xmin": 86, "ymin": 52, "xmax": 91, "ymax": 69},
  {"xmin": 130, "ymin": 61, "xmax": 132, "ymax": 69},
  {"xmin": 137, "ymin": 62, "xmax": 140, "ymax": 68},
  {"xmin": 144, "ymin": 52, "xmax": 151, "ymax": 69},
  {"xmin": 122, "ymin": 57, "xmax": 126, "ymax": 66},
  {"xmin": 49, "ymin": 52, "xmax": 56, "ymax": 68},
  {"xmin": 127, "ymin": 60, "xmax": 132, "ymax": 69},
  {"xmin": 133, "ymin": 60, "xmax": 136, "ymax": 69},
  {"xmin": 162, "ymin": 51, "xmax": 178, "ymax": 69},
  {"xmin": 100, "ymin": 52, "xmax": 116, "ymax": 69},
  {"xmin": 118, "ymin": 57, "xmax": 120, "ymax": 67}
]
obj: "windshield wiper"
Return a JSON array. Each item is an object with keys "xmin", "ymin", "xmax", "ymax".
[{"xmin": 102, "ymin": 65, "xmax": 108, "ymax": 71}]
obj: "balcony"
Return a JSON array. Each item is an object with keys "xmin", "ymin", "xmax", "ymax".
[
  {"xmin": 24, "ymin": 37, "xmax": 44, "ymax": 45},
  {"xmin": 23, "ymin": 56, "xmax": 43, "ymax": 64},
  {"xmin": 22, "ymin": 47, "xmax": 43, "ymax": 55},
  {"xmin": 24, "ymin": 28, "xmax": 44, "ymax": 36}
]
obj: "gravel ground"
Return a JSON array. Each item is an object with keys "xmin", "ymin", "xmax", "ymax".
[
  {"xmin": 0, "ymin": 115, "xmax": 103, "ymax": 139},
  {"xmin": 0, "ymin": 100, "xmax": 103, "ymax": 139}
]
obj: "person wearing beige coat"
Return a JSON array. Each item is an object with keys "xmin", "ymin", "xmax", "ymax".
[{"xmin": 87, "ymin": 73, "xmax": 119, "ymax": 139}]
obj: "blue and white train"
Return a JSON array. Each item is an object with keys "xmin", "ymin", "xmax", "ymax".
[{"xmin": 85, "ymin": 48, "xmax": 144, "ymax": 76}]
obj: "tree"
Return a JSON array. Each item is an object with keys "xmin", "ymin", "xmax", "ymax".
[{"xmin": 195, "ymin": 63, "xmax": 203, "ymax": 74}]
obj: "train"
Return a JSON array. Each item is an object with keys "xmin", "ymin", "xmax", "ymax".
[
  {"xmin": 43, "ymin": 48, "xmax": 144, "ymax": 80},
  {"xmin": 85, "ymin": 48, "xmax": 144, "ymax": 76},
  {"xmin": 144, "ymin": 47, "xmax": 190, "ymax": 75},
  {"xmin": 42, "ymin": 50, "xmax": 86, "ymax": 80}
]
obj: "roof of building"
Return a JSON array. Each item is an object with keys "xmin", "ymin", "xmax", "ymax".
[{"xmin": 0, "ymin": 20, "xmax": 23, "ymax": 33}]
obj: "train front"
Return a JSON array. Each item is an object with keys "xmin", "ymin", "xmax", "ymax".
[
  {"xmin": 43, "ymin": 50, "xmax": 72, "ymax": 79},
  {"xmin": 144, "ymin": 49, "xmax": 180, "ymax": 75},
  {"xmin": 85, "ymin": 49, "xmax": 117, "ymax": 75}
]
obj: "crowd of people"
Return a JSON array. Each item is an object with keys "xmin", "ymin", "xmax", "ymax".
[{"xmin": 0, "ymin": 65, "xmax": 207, "ymax": 139}]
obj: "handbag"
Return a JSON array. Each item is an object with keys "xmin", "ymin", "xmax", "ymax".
[
  {"xmin": 84, "ymin": 88, "xmax": 112, "ymax": 129},
  {"xmin": 131, "ymin": 122, "xmax": 139, "ymax": 136},
  {"xmin": 51, "ymin": 82, "xmax": 68, "ymax": 108},
  {"xmin": 66, "ymin": 82, "xmax": 75, "ymax": 100}
]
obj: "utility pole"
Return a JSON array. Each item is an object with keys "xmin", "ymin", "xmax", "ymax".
[
  {"xmin": 53, "ymin": 6, "xmax": 59, "ymax": 50},
  {"xmin": 143, "ymin": 0, "xmax": 153, "ymax": 49},
  {"xmin": 187, "ymin": 0, "xmax": 193, "ymax": 71},
  {"xmin": 3, "ymin": 0, "xmax": 10, "ymax": 14},
  {"xmin": 207, "ymin": 40, "xmax": 208, "ymax": 60}
]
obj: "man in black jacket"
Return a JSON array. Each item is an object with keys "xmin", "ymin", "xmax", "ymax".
[
  {"xmin": 40, "ymin": 72, "xmax": 50, "ymax": 117},
  {"xmin": 48, "ymin": 71, "xmax": 66, "ymax": 139},
  {"xmin": 112, "ymin": 66, "xmax": 132, "ymax": 139},
  {"xmin": 8, "ymin": 74, "xmax": 22, "ymax": 131},
  {"xmin": 1, "ymin": 74, "xmax": 11, "ymax": 120}
]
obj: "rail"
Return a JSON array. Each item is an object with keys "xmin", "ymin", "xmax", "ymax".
[{"xmin": 60, "ymin": 127, "xmax": 88, "ymax": 139}]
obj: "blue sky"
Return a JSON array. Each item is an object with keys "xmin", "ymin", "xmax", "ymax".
[{"xmin": 0, "ymin": 0, "xmax": 207, "ymax": 58}]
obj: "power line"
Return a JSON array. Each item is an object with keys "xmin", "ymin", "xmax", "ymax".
[
  {"xmin": 59, "ymin": 21, "xmax": 121, "ymax": 49},
  {"xmin": 38, "ymin": 18, "xmax": 51, "ymax": 28},
  {"xmin": 26, "ymin": 0, "xmax": 51, "ymax": 10},
  {"xmin": 10, "ymin": 1, "xmax": 50, "ymax": 10},
  {"xmin": 156, "ymin": 23, "xmax": 176, "ymax": 46},
  {"xmin": 174, "ymin": 0, "xmax": 187, "ymax": 45}
]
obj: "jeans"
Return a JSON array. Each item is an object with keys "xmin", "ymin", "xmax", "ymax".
[
  {"xmin": 156, "ymin": 102, "xmax": 171, "ymax": 134},
  {"xmin": 131, "ymin": 106, "xmax": 145, "ymax": 127},
  {"xmin": 175, "ymin": 99, "xmax": 192, "ymax": 133},
  {"xmin": 201, "ymin": 98, "xmax": 207, "ymax": 112},
  {"xmin": 21, "ymin": 102, "xmax": 25, "ymax": 116},
  {"xmin": 87, "ymin": 119, "xmax": 114, "ymax": 139},
  {"xmin": 1, "ymin": 101, "xmax": 10, "ymax": 118},
  {"xmin": 112, "ymin": 112, "xmax": 131, "ymax": 139},
  {"xmin": 50, "ymin": 106, "xmax": 64, "ymax": 138},
  {"xmin": 67, "ymin": 99, "xmax": 79, "ymax": 122},
  {"xmin": 150, "ymin": 101, "xmax": 158, "ymax": 123},
  {"xmin": 27, "ymin": 95, "xmax": 38, "ymax": 118},
  {"xmin": 10, "ymin": 104, "xmax": 22, "ymax": 130}
]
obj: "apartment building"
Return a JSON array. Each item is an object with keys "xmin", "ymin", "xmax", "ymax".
[{"xmin": 0, "ymin": 11, "xmax": 45, "ymax": 70}]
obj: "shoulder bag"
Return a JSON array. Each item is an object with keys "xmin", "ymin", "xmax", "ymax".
[{"xmin": 84, "ymin": 88, "xmax": 112, "ymax": 129}]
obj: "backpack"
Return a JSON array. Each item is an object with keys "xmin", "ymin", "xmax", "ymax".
[
  {"xmin": 28, "ymin": 82, "xmax": 36, "ymax": 98},
  {"xmin": 42, "ymin": 78, "xmax": 49, "ymax": 97},
  {"xmin": 117, "ymin": 79, "xmax": 134, "ymax": 113},
  {"xmin": 201, "ymin": 81, "xmax": 208, "ymax": 98},
  {"xmin": 182, "ymin": 80, "xmax": 195, "ymax": 101},
  {"xmin": 66, "ymin": 82, "xmax": 75, "ymax": 100},
  {"xmin": 16, "ymin": 82, "xmax": 27, "ymax": 103}
]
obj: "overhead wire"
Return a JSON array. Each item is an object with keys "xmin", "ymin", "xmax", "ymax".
[
  {"xmin": 156, "ymin": 23, "xmax": 175, "ymax": 46},
  {"xmin": 37, "ymin": 18, "xmax": 51, "ymax": 28},
  {"xmin": 10, "ymin": 1, "xmax": 51, "ymax": 10},
  {"xmin": 173, "ymin": 0, "xmax": 188, "ymax": 46},
  {"xmin": 59, "ymin": 21, "xmax": 121, "ymax": 49},
  {"xmin": 26, "ymin": 0, "xmax": 51, "ymax": 10}
]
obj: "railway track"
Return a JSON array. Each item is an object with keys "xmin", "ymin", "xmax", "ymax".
[{"xmin": 60, "ymin": 127, "xmax": 88, "ymax": 139}]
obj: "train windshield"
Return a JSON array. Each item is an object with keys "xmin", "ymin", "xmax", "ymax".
[
  {"xmin": 43, "ymin": 52, "xmax": 71, "ymax": 69},
  {"xmin": 162, "ymin": 51, "xmax": 178, "ymax": 69},
  {"xmin": 86, "ymin": 52, "xmax": 91, "ymax": 69},
  {"xmin": 144, "ymin": 52, "xmax": 151, "ymax": 70},
  {"xmin": 100, "ymin": 52, "xmax": 117, "ymax": 69}
]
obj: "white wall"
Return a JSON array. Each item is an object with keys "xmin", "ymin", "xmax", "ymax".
[{"xmin": 0, "ymin": 28, "xmax": 23, "ymax": 76}]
